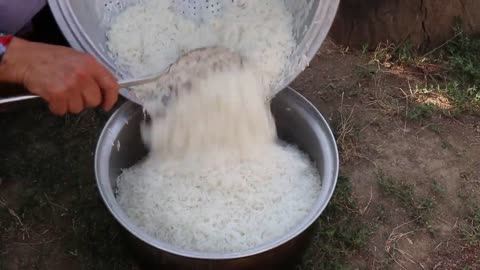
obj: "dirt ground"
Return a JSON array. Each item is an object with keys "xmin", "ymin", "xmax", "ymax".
[
  {"xmin": 294, "ymin": 42, "xmax": 480, "ymax": 269},
  {"xmin": 1, "ymin": 41, "xmax": 479, "ymax": 270}
]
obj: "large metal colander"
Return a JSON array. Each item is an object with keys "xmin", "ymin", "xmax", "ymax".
[{"xmin": 48, "ymin": 0, "xmax": 339, "ymax": 102}]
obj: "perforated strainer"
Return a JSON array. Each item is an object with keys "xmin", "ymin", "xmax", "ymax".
[
  {"xmin": 48, "ymin": 0, "xmax": 339, "ymax": 103},
  {"xmin": 171, "ymin": 0, "xmax": 224, "ymax": 24}
]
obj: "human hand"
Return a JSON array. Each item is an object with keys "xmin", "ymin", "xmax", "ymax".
[{"xmin": 0, "ymin": 37, "xmax": 119, "ymax": 115}]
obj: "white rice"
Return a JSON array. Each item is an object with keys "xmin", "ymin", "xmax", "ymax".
[
  {"xmin": 109, "ymin": 0, "xmax": 321, "ymax": 253},
  {"xmin": 117, "ymin": 144, "xmax": 320, "ymax": 253},
  {"xmin": 106, "ymin": 0, "xmax": 295, "ymax": 98}
]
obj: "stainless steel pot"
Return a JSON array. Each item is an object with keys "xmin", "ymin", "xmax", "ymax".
[{"xmin": 94, "ymin": 88, "xmax": 339, "ymax": 269}]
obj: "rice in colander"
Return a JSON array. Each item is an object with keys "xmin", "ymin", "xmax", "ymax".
[{"xmin": 107, "ymin": 0, "xmax": 295, "ymax": 98}]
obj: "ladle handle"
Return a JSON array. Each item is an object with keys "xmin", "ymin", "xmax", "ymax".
[
  {"xmin": 118, "ymin": 74, "xmax": 161, "ymax": 88},
  {"xmin": 0, "ymin": 74, "xmax": 161, "ymax": 105},
  {"xmin": 0, "ymin": 95, "xmax": 40, "ymax": 105}
]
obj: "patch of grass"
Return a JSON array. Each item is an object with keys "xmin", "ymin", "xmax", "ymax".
[
  {"xmin": 462, "ymin": 205, "xmax": 480, "ymax": 245},
  {"xmin": 370, "ymin": 42, "xmax": 394, "ymax": 66},
  {"xmin": 377, "ymin": 172, "xmax": 436, "ymax": 225},
  {"xmin": 410, "ymin": 82, "xmax": 476, "ymax": 114},
  {"xmin": 444, "ymin": 82, "xmax": 480, "ymax": 109},
  {"xmin": 441, "ymin": 141, "xmax": 452, "ymax": 149},
  {"xmin": 67, "ymin": 199, "xmax": 135, "ymax": 270},
  {"xmin": 374, "ymin": 204, "xmax": 389, "ymax": 224},
  {"xmin": 394, "ymin": 41, "xmax": 416, "ymax": 65},
  {"xmin": 370, "ymin": 41, "xmax": 417, "ymax": 67},
  {"xmin": 354, "ymin": 64, "xmax": 378, "ymax": 81},
  {"xmin": 444, "ymin": 25, "xmax": 480, "ymax": 84},
  {"xmin": 406, "ymin": 103, "xmax": 436, "ymax": 121},
  {"xmin": 367, "ymin": 22, "xmax": 480, "ymax": 110},
  {"xmin": 427, "ymin": 124, "xmax": 443, "ymax": 135},
  {"xmin": 297, "ymin": 176, "xmax": 371, "ymax": 270},
  {"xmin": 333, "ymin": 105, "xmax": 362, "ymax": 163},
  {"xmin": 431, "ymin": 24, "xmax": 480, "ymax": 107},
  {"xmin": 361, "ymin": 43, "xmax": 370, "ymax": 56},
  {"xmin": 431, "ymin": 180, "xmax": 447, "ymax": 197}
]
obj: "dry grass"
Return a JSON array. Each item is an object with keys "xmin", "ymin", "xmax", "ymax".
[
  {"xmin": 383, "ymin": 218, "xmax": 429, "ymax": 270},
  {"xmin": 335, "ymin": 93, "xmax": 358, "ymax": 161},
  {"xmin": 335, "ymin": 92, "xmax": 378, "ymax": 165}
]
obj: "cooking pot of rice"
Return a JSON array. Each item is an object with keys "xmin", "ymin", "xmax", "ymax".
[{"xmin": 95, "ymin": 88, "xmax": 339, "ymax": 269}]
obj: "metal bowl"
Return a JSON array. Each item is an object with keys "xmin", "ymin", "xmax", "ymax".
[{"xmin": 94, "ymin": 88, "xmax": 339, "ymax": 269}]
